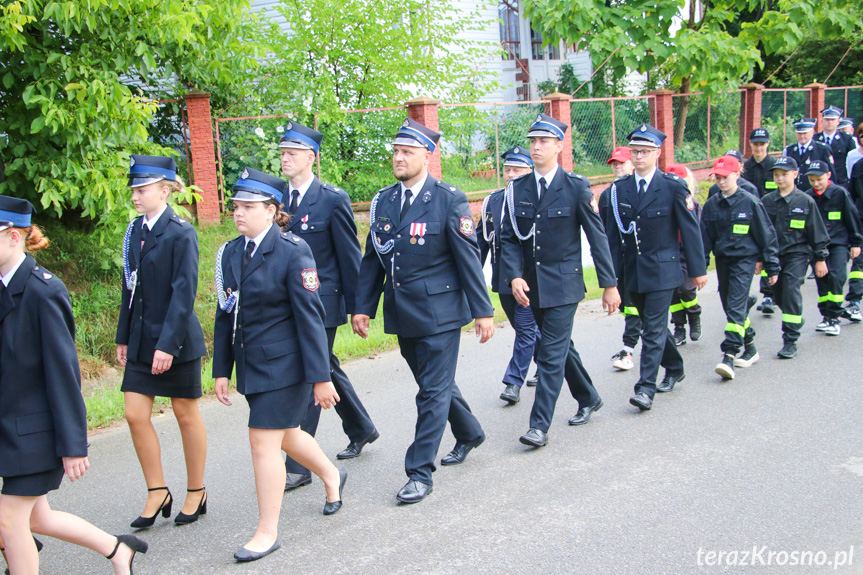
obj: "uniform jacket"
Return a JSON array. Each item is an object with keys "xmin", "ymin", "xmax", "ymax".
[
  {"xmin": 282, "ymin": 177, "xmax": 361, "ymax": 328},
  {"xmin": 603, "ymin": 170, "xmax": 707, "ymax": 294},
  {"xmin": 761, "ymin": 189, "xmax": 830, "ymax": 260},
  {"xmin": 213, "ymin": 224, "xmax": 331, "ymax": 395},
  {"xmin": 500, "ymin": 170, "xmax": 616, "ymax": 308},
  {"xmin": 0, "ymin": 256, "xmax": 87, "ymax": 477},
  {"xmin": 477, "ymin": 188, "xmax": 507, "ymax": 293},
  {"xmin": 783, "ymin": 141, "xmax": 836, "ymax": 191},
  {"xmin": 355, "ymin": 175, "xmax": 494, "ymax": 338},
  {"xmin": 743, "ymin": 155, "xmax": 778, "ymax": 196},
  {"xmin": 804, "ymin": 183, "xmax": 863, "ymax": 248},
  {"xmin": 814, "ymin": 131, "xmax": 857, "ymax": 184},
  {"xmin": 700, "ymin": 189, "xmax": 780, "ymax": 275},
  {"xmin": 851, "ymin": 159, "xmax": 863, "ymax": 215},
  {"xmin": 116, "ymin": 206, "xmax": 206, "ymax": 364}
]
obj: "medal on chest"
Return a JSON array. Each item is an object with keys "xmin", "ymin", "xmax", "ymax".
[
  {"xmin": 410, "ymin": 222, "xmax": 427, "ymax": 245},
  {"xmin": 301, "ymin": 214, "xmax": 309, "ymax": 231}
]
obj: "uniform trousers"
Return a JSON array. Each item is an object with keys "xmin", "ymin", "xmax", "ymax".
[
  {"xmin": 630, "ymin": 289, "xmax": 683, "ymax": 399},
  {"xmin": 285, "ymin": 326, "xmax": 378, "ymax": 475},
  {"xmin": 499, "ymin": 293, "xmax": 540, "ymax": 387},
  {"xmin": 398, "ymin": 329, "xmax": 484, "ymax": 485},
  {"xmin": 772, "ymin": 252, "xmax": 810, "ymax": 342},
  {"xmin": 670, "ymin": 261, "xmax": 701, "ymax": 326},
  {"xmin": 620, "ymin": 285, "xmax": 642, "ymax": 349},
  {"xmin": 846, "ymin": 252, "xmax": 863, "ymax": 303},
  {"xmin": 528, "ymin": 302, "xmax": 600, "ymax": 432},
  {"xmin": 716, "ymin": 256, "xmax": 758, "ymax": 355},
  {"xmin": 760, "ymin": 271, "xmax": 774, "ymax": 300},
  {"xmin": 815, "ymin": 245, "xmax": 850, "ymax": 320}
]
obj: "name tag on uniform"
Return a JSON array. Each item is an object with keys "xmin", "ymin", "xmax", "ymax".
[
  {"xmin": 828, "ymin": 212, "xmax": 841, "ymax": 220},
  {"xmin": 790, "ymin": 219, "xmax": 805, "ymax": 229},
  {"xmin": 791, "ymin": 207, "xmax": 805, "ymax": 214},
  {"xmin": 733, "ymin": 224, "xmax": 750, "ymax": 235},
  {"xmin": 736, "ymin": 212, "xmax": 749, "ymax": 219}
]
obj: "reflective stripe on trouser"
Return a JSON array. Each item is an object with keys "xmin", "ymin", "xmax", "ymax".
[
  {"xmin": 847, "ymin": 252, "xmax": 863, "ymax": 302},
  {"xmin": 772, "ymin": 252, "xmax": 809, "ymax": 342},
  {"xmin": 621, "ymin": 285, "xmax": 641, "ymax": 348},
  {"xmin": 716, "ymin": 255, "xmax": 758, "ymax": 355},
  {"xmin": 670, "ymin": 261, "xmax": 701, "ymax": 325},
  {"xmin": 815, "ymin": 245, "xmax": 849, "ymax": 319}
]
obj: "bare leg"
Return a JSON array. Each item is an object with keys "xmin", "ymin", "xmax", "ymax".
[
  {"xmin": 244, "ymin": 428, "xmax": 288, "ymax": 553},
  {"xmin": 124, "ymin": 392, "xmax": 169, "ymax": 517},
  {"xmin": 171, "ymin": 397, "xmax": 207, "ymax": 514},
  {"xmin": 0, "ymin": 495, "xmax": 39, "ymax": 575},
  {"xmin": 281, "ymin": 428, "xmax": 341, "ymax": 502}
]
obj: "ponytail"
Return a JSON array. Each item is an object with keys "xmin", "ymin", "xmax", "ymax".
[{"xmin": 20, "ymin": 224, "xmax": 50, "ymax": 253}]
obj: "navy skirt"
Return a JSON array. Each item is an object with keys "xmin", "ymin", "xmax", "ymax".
[
  {"xmin": 2, "ymin": 467, "xmax": 65, "ymax": 496},
  {"xmin": 122, "ymin": 357, "xmax": 202, "ymax": 399},
  {"xmin": 245, "ymin": 383, "xmax": 313, "ymax": 430}
]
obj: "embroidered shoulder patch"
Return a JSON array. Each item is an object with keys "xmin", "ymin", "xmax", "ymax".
[
  {"xmin": 590, "ymin": 195, "xmax": 600, "ymax": 214},
  {"xmin": 459, "ymin": 215, "xmax": 474, "ymax": 236},
  {"xmin": 302, "ymin": 268, "xmax": 319, "ymax": 291},
  {"xmin": 685, "ymin": 195, "xmax": 695, "ymax": 211}
]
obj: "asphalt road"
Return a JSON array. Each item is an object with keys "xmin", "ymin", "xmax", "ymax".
[{"xmin": 30, "ymin": 273, "xmax": 863, "ymax": 574}]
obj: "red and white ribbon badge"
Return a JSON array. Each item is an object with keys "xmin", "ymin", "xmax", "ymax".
[
  {"xmin": 302, "ymin": 214, "xmax": 309, "ymax": 223},
  {"xmin": 410, "ymin": 222, "xmax": 427, "ymax": 239}
]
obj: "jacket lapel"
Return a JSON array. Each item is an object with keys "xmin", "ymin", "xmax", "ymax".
[
  {"xmin": 229, "ymin": 239, "xmax": 243, "ymax": 288},
  {"xmin": 242, "ymin": 224, "xmax": 278, "ymax": 281},
  {"xmin": 286, "ymin": 178, "xmax": 321, "ymax": 231},
  {"xmin": 130, "ymin": 219, "xmax": 142, "ymax": 268},
  {"xmin": 141, "ymin": 205, "xmax": 174, "ymax": 261},
  {"xmin": 396, "ymin": 175, "xmax": 434, "ymax": 233},
  {"xmin": 637, "ymin": 171, "xmax": 663, "ymax": 213},
  {"xmin": 0, "ymin": 255, "xmax": 35, "ymax": 324},
  {"xmin": 537, "ymin": 170, "xmax": 562, "ymax": 212}
]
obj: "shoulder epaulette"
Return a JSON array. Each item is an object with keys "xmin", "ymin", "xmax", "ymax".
[
  {"xmin": 566, "ymin": 171, "xmax": 584, "ymax": 180},
  {"xmin": 614, "ymin": 174, "xmax": 633, "ymax": 183},
  {"xmin": 170, "ymin": 213, "xmax": 187, "ymax": 226},
  {"xmin": 280, "ymin": 232, "xmax": 301, "ymax": 244},
  {"xmin": 31, "ymin": 265, "xmax": 56, "ymax": 283},
  {"xmin": 436, "ymin": 181, "xmax": 459, "ymax": 193}
]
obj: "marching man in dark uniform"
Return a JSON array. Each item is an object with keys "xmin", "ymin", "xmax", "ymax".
[
  {"xmin": 814, "ymin": 106, "xmax": 857, "ymax": 186},
  {"xmin": 783, "ymin": 118, "xmax": 836, "ymax": 191},
  {"xmin": 700, "ymin": 156, "xmax": 780, "ymax": 379},
  {"xmin": 352, "ymin": 119, "xmax": 494, "ymax": 504},
  {"xmin": 761, "ymin": 157, "xmax": 830, "ymax": 358},
  {"xmin": 500, "ymin": 114, "xmax": 620, "ymax": 447},
  {"xmin": 603, "ymin": 124, "xmax": 707, "ymax": 411},
  {"xmin": 477, "ymin": 146, "xmax": 540, "ymax": 405},
  {"xmin": 276, "ymin": 122, "xmax": 379, "ymax": 491}
]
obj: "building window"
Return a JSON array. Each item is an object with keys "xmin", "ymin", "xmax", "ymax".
[
  {"xmin": 548, "ymin": 41, "xmax": 560, "ymax": 60},
  {"xmin": 499, "ymin": 0, "xmax": 520, "ymax": 61},
  {"xmin": 530, "ymin": 25, "xmax": 544, "ymax": 60}
]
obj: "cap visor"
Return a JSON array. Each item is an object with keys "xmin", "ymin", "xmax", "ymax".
[
  {"xmin": 279, "ymin": 141, "xmax": 314, "ymax": 150},
  {"xmin": 231, "ymin": 190, "xmax": 273, "ymax": 202},
  {"xmin": 527, "ymin": 129, "xmax": 561, "ymax": 139},
  {"xmin": 392, "ymin": 137, "xmax": 427, "ymax": 149},
  {"xmin": 128, "ymin": 176, "xmax": 165, "ymax": 188}
]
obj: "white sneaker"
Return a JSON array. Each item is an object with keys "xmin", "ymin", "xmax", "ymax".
[
  {"xmin": 612, "ymin": 351, "xmax": 634, "ymax": 371},
  {"xmin": 815, "ymin": 319, "xmax": 830, "ymax": 332},
  {"xmin": 823, "ymin": 319, "xmax": 841, "ymax": 336}
]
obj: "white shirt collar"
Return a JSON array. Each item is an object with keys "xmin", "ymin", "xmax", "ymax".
[
  {"xmin": 823, "ymin": 130, "xmax": 837, "ymax": 140},
  {"xmin": 534, "ymin": 163, "xmax": 559, "ymax": 192},
  {"xmin": 401, "ymin": 172, "xmax": 429, "ymax": 207},
  {"xmin": 142, "ymin": 204, "xmax": 168, "ymax": 231},
  {"xmin": 244, "ymin": 225, "xmax": 271, "ymax": 258},
  {"xmin": 1, "ymin": 253, "xmax": 27, "ymax": 287},
  {"xmin": 636, "ymin": 167, "xmax": 657, "ymax": 191},
  {"xmin": 799, "ymin": 138, "xmax": 812, "ymax": 150},
  {"xmin": 289, "ymin": 175, "xmax": 315, "ymax": 206}
]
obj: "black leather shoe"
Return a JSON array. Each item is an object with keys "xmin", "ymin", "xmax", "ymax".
[
  {"xmin": 440, "ymin": 434, "xmax": 485, "ymax": 466},
  {"xmin": 629, "ymin": 392, "xmax": 653, "ymax": 411},
  {"xmin": 656, "ymin": 372, "xmax": 685, "ymax": 393},
  {"xmin": 526, "ymin": 371, "xmax": 538, "ymax": 387},
  {"xmin": 336, "ymin": 429, "xmax": 380, "ymax": 460},
  {"xmin": 284, "ymin": 473, "xmax": 312, "ymax": 491},
  {"xmin": 396, "ymin": 480, "xmax": 433, "ymax": 504},
  {"xmin": 500, "ymin": 384, "xmax": 520, "ymax": 404},
  {"xmin": 323, "ymin": 467, "xmax": 347, "ymax": 515},
  {"xmin": 519, "ymin": 428, "xmax": 548, "ymax": 447},
  {"xmin": 568, "ymin": 398, "xmax": 603, "ymax": 425},
  {"xmin": 234, "ymin": 540, "xmax": 281, "ymax": 562}
]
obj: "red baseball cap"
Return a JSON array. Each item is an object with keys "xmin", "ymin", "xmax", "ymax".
[
  {"xmin": 606, "ymin": 146, "xmax": 631, "ymax": 164},
  {"xmin": 709, "ymin": 156, "xmax": 741, "ymax": 177},
  {"xmin": 666, "ymin": 164, "xmax": 688, "ymax": 179}
]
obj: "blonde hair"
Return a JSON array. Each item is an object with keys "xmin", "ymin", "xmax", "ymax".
[
  {"xmin": 682, "ymin": 168, "xmax": 697, "ymax": 194},
  {"xmin": 164, "ymin": 175, "xmax": 185, "ymax": 194}
]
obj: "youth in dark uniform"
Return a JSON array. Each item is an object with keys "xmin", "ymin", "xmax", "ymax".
[
  {"xmin": 500, "ymin": 114, "xmax": 620, "ymax": 446},
  {"xmin": 115, "ymin": 155, "xmax": 209, "ymax": 528},
  {"xmin": 666, "ymin": 164, "xmax": 703, "ymax": 347},
  {"xmin": 599, "ymin": 146, "xmax": 641, "ymax": 371},
  {"xmin": 213, "ymin": 169, "xmax": 346, "ymax": 562},
  {"xmin": 700, "ymin": 156, "xmax": 780, "ymax": 379},
  {"xmin": 746, "ymin": 128, "xmax": 780, "ymax": 314},
  {"xmin": 803, "ymin": 161, "xmax": 863, "ymax": 334},
  {"xmin": 783, "ymin": 118, "xmax": 836, "ymax": 191},
  {"xmin": 352, "ymin": 119, "xmax": 494, "ymax": 504},
  {"xmin": 761, "ymin": 157, "xmax": 830, "ymax": 359},
  {"xmin": 604, "ymin": 125, "xmax": 708, "ymax": 410},
  {"xmin": 277, "ymin": 122, "xmax": 379, "ymax": 490},
  {"xmin": 0, "ymin": 198, "xmax": 148, "ymax": 574},
  {"xmin": 477, "ymin": 146, "xmax": 540, "ymax": 405},
  {"xmin": 848, "ymin": 136, "xmax": 863, "ymax": 318},
  {"xmin": 814, "ymin": 106, "xmax": 857, "ymax": 186},
  {"xmin": 707, "ymin": 150, "xmax": 759, "ymax": 200}
]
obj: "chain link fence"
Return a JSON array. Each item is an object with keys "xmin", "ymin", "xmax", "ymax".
[
  {"xmin": 761, "ymin": 88, "xmax": 809, "ymax": 150},
  {"xmin": 671, "ymin": 90, "xmax": 742, "ymax": 165},
  {"xmin": 569, "ymin": 96, "xmax": 652, "ymax": 178},
  {"xmin": 825, "ymin": 86, "xmax": 863, "ymax": 129}
]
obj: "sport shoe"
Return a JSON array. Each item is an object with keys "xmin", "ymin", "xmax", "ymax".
[
  {"xmin": 761, "ymin": 297, "xmax": 775, "ymax": 315},
  {"xmin": 612, "ymin": 350, "xmax": 634, "ymax": 371},
  {"xmin": 777, "ymin": 341, "xmax": 797, "ymax": 359},
  {"xmin": 714, "ymin": 354, "xmax": 735, "ymax": 379},
  {"xmin": 734, "ymin": 344, "xmax": 760, "ymax": 367},
  {"xmin": 815, "ymin": 319, "xmax": 830, "ymax": 332},
  {"xmin": 823, "ymin": 319, "xmax": 841, "ymax": 336},
  {"xmin": 673, "ymin": 325, "xmax": 687, "ymax": 346},
  {"xmin": 747, "ymin": 295, "xmax": 757, "ymax": 310},
  {"xmin": 842, "ymin": 302, "xmax": 862, "ymax": 323},
  {"xmin": 688, "ymin": 314, "xmax": 702, "ymax": 341}
]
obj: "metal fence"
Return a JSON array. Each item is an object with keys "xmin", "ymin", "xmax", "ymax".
[
  {"xmin": 569, "ymin": 96, "xmax": 652, "ymax": 177},
  {"xmin": 825, "ymin": 86, "xmax": 863, "ymax": 128},
  {"xmin": 670, "ymin": 90, "xmax": 742, "ymax": 166},
  {"xmin": 761, "ymin": 88, "xmax": 809, "ymax": 149}
]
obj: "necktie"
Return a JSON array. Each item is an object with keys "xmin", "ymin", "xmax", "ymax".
[
  {"xmin": 242, "ymin": 240, "xmax": 255, "ymax": 276},
  {"xmin": 639, "ymin": 179, "xmax": 647, "ymax": 195},
  {"xmin": 289, "ymin": 190, "xmax": 299, "ymax": 215},
  {"xmin": 140, "ymin": 224, "xmax": 149, "ymax": 249},
  {"xmin": 538, "ymin": 177, "xmax": 547, "ymax": 200},
  {"xmin": 400, "ymin": 189, "xmax": 413, "ymax": 220},
  {"xmin": 800, "ymin": 145, "xmax": 805, "ymax": 156}
]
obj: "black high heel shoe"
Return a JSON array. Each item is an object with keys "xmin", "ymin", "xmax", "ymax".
[
  {"xmin": 174, "ymin": 487, "xmax": 207, "ymax": 525},
  {"xmin": 130, "ymin": 486, "xmax": 172, "ymax": 528},
  {"xmin": 106, "ymin": 534, "xmax": 148, "ymax": 575},
  {"xmin": 2, "ymin": 536, "xmax": 43, "ymax": 574},
  {"xmin": 323, "ymin": 467, "xmax": 347, "ymax": 515}
]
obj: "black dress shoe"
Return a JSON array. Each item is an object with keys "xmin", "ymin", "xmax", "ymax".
[
  {"xmin": 629, "ymin": 392, "xmax": 653, "ymax": 411},
  {"xmin": 396, "ymin": 480, "xmax": 433, "ymax": 504},
  {"xmin": 440, "ymin": 434, "xmax": 486, "ymax": 466},
  {"xmin": 519, "ymin": 428, "xmax": 548, "ymax": 447},
  {"xmin": 568, "ymin": 398, "xmax": 603, "ymax": 425},
  {"xmin": 526, "ymin": 371, "xmax": 538, "ymax": 387},
  {"xmin": 234, "ymin": 540, "xmax": 281, "ymax": 562},
  {"xmin": 323, "ymin": 467, "xmax": 347, "ymax": 515},
  {"xmin": 284, "ymin": 473, "xmax": 312, "ymax": 491},
  {"xmin": 656, "ymin": 371, "xmax": 685, "ymax": 393},
  {"xmin": 336, "ymin": 429, "xmax": 380, "ymax": 460},
  {"xmin": 500, "ymin": 384, "xmax": 520, "ymax": 404}
]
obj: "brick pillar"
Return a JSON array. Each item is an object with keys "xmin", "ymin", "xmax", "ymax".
[
  {"xmin": 405, "ymin": 96, "xmax": 442, "ymax": 179},
  {"xmin": 648, "ymin": 90, "xmax": 675, "ymax": 170},
  {"xmin": 805, "ymin": 83, "xmax": 827, "ymax": 132},
  {"xmin": 739, "ymin": 83, "xmax": 764, "ymax": 157},
  {"xmin": 184, "ymin": 90, "xmax": 220, "ymax": 225},
  {"xmin": 542, "ymin": 92, "xmax": 573, "ymax": 171}
]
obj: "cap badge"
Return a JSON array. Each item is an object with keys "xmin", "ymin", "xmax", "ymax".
[
  {"xmin": 641, "ymin": 124, "xmax": 647, "ymax": 132},
  {"xmin": 403, "ymin": 119, "xmax": 410, "ymax": 128},
  {"xmin": 285, "ymin": 121, "xmax": 293, "ymax": 130},
  {"xmin": 514, "ymin": 147, "xmax": 520, "ymax": 154},
  {"xmin": 536, "ymin": 114, "xmax": 543, "ymax": 123},
  {"xmin": 129, "ymin": 156, "xmax": 135, "ymax": 167},
  {"xmin": 241, "ymin": 168, "xmax": 249, "ymax": 180}
]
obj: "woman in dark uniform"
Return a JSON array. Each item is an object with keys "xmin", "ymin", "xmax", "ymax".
[
  {"xmin": 0, "ymin": 197, "xmax": 148, "ymax": 574},
  {"xmin": 213, "ymin": 168, "xmax": 346, "ymax": 563},
  {"xmin": 115, "ymin": 155, "xmax": 208, "ymax": 527}
]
